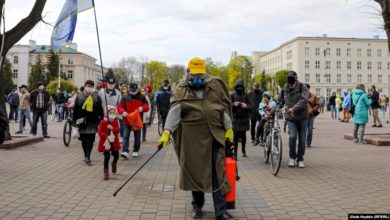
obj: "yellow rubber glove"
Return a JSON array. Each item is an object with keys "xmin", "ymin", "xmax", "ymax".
[
  {"xmin": 159, "ymin": 131, "xmax": 170, "ymax": 149},
  {"xmin": 225, "ymin": 128, "xmax": 233, "ymax": 142}
]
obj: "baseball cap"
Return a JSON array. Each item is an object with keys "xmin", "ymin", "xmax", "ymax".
[{"xmin": 188, "ymin": 57, "xmax": 206, "ymax": 74}]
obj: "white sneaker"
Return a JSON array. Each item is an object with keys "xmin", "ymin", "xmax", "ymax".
[
  {"xmin": 288, "ymin": 159, "xmax": 296, "ymax": 167},
  {"xmin": 132, "ymin": 152, "xmax": 139, "ymax": 157},
  {"xmin": 298, "ymin": 161, "xmax": 305, "ymax": 168},
  {"xmin": 121, "ymin": 152, "xmax": 129, "ymax": 159}
]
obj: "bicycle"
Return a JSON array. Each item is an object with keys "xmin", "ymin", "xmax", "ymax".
[
  {"xmin": 157, "ymin": 112, "xmax": 163, "ymax": 136},
  {"xmin": 262, "ymin": 107, "xmax": 284, "ymax": 176},
  {"xmin": 63, "ymin": 108, "xmax": 74, "ymax": 147}
]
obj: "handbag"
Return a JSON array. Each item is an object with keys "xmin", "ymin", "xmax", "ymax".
[{"xmin": 127, "ymin": 110, "xmax": 144, "ymax": 131}]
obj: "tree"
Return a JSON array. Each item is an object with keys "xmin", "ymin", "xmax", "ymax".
[
  {"xmin": 145, "ymin": 60, "xmax": 168, "ymax": 90},
  {"xmin": 205, "ymin": 58, "xmax": 229, "ymax": 85},
  {"xmin": 46, "ymin": 79, "xmax": 78, "ymax": 95},
  {"xmin": 45, "ymin": 49, "xmax": 59, "ymax": 84},
  {"xmin": 117, "ymin": 57, "xmax": 141, "ymax": 83},
  {"xmin": 2, "ymin": 58, "xmax": 15, "ymax": 95},
  {"xmin": 167, "ymin": 64, "xmax": 185, "ymax": 84},
  {"xmin": 111, "ymin": 67, "xmax": 128, "ymax": 85},
  {"xmin": 0, "ymin": 0, "xmax": 47, "ymax": 140},
  {"xmin": 103, "ymin": 68, "xmax": 118, "ymax": 82},
  {"xmin": 227, "ymin": 55, "xmax": 253, "ymax": 91},
  {"xmin": 274, "ymin": 70, "xmax": 289, "ymax": 89},
  {"xmin": 28, "ymin": 56, "xmax": 45, "ymax": 91},
  {"xmin": 252, "ymin": 72, "xmax": 272, "ymax": 92},
  {"xmin": 374, "ymin": 0, "xmax": 390, "ymax": 51}
]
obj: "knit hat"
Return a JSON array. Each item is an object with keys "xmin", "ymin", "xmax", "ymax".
[{"xmin": 107, "ymin": 105, "xmax": 117, "ymax": 114}]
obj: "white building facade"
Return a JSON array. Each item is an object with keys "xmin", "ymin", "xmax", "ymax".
[{"xmin": 252, "ymin": 36, "xmax": 390, "ymax": 97}]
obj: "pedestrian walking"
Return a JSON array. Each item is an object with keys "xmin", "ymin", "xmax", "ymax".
[
  {"xmin": 231, "ymin": 79, "xmax": 251, "ymax": 158},
  {"xmin": 329, "ymin": 92, "xmax": 336, "ymax": 119},
  {"xmin": 341, "ymin": 89, "xmax": 351, "ymax": 123},
  {"xmin": 55, "ymin": 90, "xmax": 66, "ymax": 122},
  {"xmin": 140, "ymin": 88, "xmax": 151, "ymax": 142},
  {"xmin": 159, "ymin": 57, "xmax": 233, "ymax": 220},
  {"xmin": 145, "ymin": 84, "xmax": 155, "ymax": 126},
  {"xmin": 99, "ymin": 78, "xmax": 121, "ymax": 115},
  {"xmin": 336, "ymin": 95, "xmax": 342, "ymax": 120},
  {"xmin": 305, "ymin": 84, "xmax": 320, "ymax": 148},
  {"xmin": 279, "ymin": 71, "xmax": 308, "ymax": 168},
  {"xmin": 118, "ymin": 83, "xmax": 149, "ymax": 159},
  {"xmin": 247, "ymin": 82, "xmax": 263, "ymax": 144},
  {"xmin": 98, "ymin": 105, "xmax": 121, "ymax": 180},
  {"xmin": 7, "ymin": 88, "xmax": 19, "ymax": 122},
  {"xmin": 48, "ymin": 95, "xmax": 54, "ymax": 115},
  {"xmin": 379, "ymin": 94, "xmax": 387, "ymax": 118},
  {"xmin": 370, "ymin": 85, "xmax": 382, "ymax": 127},
  {"xmin": 73, "ymin": 80, "xmax": 104, "ymax": 164},
  {"xmin": 15, "ymin": 85, "xmax": 33, "ymax": 134},
  {"xmin": 29, "ymin": 82, "xmax": 51, "ymax": 138},
  {"xmin": 155, "ymin": 80, "xmax": 172, "ymax": 129},
  {"xmin": 319, "ymin": 95, "xmax": 325, "ymax": 114},
  {"xmin": 352, "ymin": 84, "xmax": 372, "ymax": 144},
  {"xmin": 118, "ymin": 85, "xmax": 128, "ymax": 139}
]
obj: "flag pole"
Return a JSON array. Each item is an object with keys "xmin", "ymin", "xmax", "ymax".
[
  {"xmin": 92, "ymin": 0, "xmax": 109, "ymax": 118},
  {"xmin": 57, "ymin": 49, "xmax": 61, "ymax": 89}
]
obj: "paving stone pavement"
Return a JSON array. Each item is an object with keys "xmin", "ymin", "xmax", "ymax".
[{"xmin": 1, "ymin": 113, "xmax": 390, "ymax": 220}]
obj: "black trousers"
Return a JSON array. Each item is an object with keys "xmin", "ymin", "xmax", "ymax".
[
  {"xmin": 192, "ymin": 141, "xmax": 227, "ymax": 217},
  {"xmin": 104, "ymin": 150, "xmax": 119, "ymax": 170},
  {"xmin": 256, "ymin": 119, "xmax": 267, "ymax": 141},
  {"xmin": 233, "ymin": 130, "xmax": 246, "ymax": 155},
  {"xmin": 80, "ymin": 133, "xmax": 96, "ymax": 160},
  {"xmin": 250, "ymin": 117, "xmax": 259, "ymax": 140}
]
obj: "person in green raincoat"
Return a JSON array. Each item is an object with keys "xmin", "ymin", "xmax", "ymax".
[{"xmin": 159, "ymin": 57, "xmax": 234, "ymax": 220}]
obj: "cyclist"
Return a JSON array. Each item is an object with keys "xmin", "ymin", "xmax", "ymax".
[{"xmin": 254, "ymin": 91, "xmax": 277, "ymax": 146}]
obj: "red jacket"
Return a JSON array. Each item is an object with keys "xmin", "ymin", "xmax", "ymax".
[
  {"xmin": 118, "ymin": 93, "xmax": 149, "ymax": 126},
  {"xmin": 97, "ymin": 118, "xmax": 121, "ymax": 152}
]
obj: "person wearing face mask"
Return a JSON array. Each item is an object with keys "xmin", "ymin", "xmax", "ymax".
[
  {"xmin": 254, "ymin": 92, "xmax": 277, "ymax": 146},
  {"xmin": 279, "ymin": 71, "xmax": 308, "ymax": 168},
  {"xmin": 145, "ymin": 84, "xmax": 155, "ymax": 126},
  {"xmin": 247, "ymin": 82, "xmax": 263, "ymax": 144},
  {"xmin": 140, "ymin": 88, "xmax": 151, "ymax": 142},
  {"xmin": 230, "ymin": 79, "xmax": 251, "ymax": 158},
  {"xmin": 73, "ymin": 80, "xmax": 104, "ymax": 164},
  {"xmin": 158, "ymin": 57, "xmax": 234, "ymax": 220},
  {"xmin": 29, "ymin": 82, "xmax": 51, "ymax": 138},
  {"xmin": 118, "ymin": 85, "xmax": 128, "ymax": 139},
  {"xmin": 154, "ymin": 79, "xmax": 172, "ymax": 130},
  {"xmin": 98, "ymin": 105, "xmax": 121, "ymax": 180},
  {"xmin": 99, "ymin": 78, "xmax": 121, "ymax": 115},
  {"xmin": 118, "ymin": 83, "xmax": 149, "ymax": 158},
  {"xmin": 15, "ymin": 85, "xmax": 33, "ymax": 134}
]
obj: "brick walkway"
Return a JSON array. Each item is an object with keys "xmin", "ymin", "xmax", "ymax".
[{"xmin": 1, "ymin": 113, "xmax": 390, "ymax": 220}]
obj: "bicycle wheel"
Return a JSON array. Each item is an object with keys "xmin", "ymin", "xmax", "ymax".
[
  {"xmin": 263, "ymin": 135, "xmax": 271, "ymax": 163},
  {"xmin": 63, "ymin": 120, "xmax": 72, "ymax": 147},
  {"xmin": 157, "ymin": 114, "xmax": 163, "ymax": 136},
  {"xmin": 270, "ymin": 132, "xmax": 283, "ymax": 176}
]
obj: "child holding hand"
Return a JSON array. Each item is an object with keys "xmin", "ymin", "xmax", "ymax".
[{"xmin": 98, "ymin": 105, "xmax": 121, "ymax": 180}]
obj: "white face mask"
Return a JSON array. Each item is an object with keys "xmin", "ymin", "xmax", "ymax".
[
  {"xmin": 84, "ymin": 87, "xmax": 95, "ymax": 94},
  {"xmin": 108, "ymin": 114, "xmax": 116, "ymax": 120},
  {"xmin": 108, "ymin": 84, "xmax": 115, "ymax": 90},
  {"xmin": 39, "ymin": 86, "xmax": 44, "ymax": 90}
]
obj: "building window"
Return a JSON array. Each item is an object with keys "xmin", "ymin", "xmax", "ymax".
[
  {"xmin": 325, "ymin": 48, "xmax": 330, "ymax": 57},
  {"xmin": 315, "ymin": 61, "xmax": 320, "ymax": 69},
  {"xmin": 367, "ymin": 48, "xmax": 372, "ymax": 57},
  {"xmin": 336, "ymin": 48, "xmax": 341, "ymax": 56},
  {"xmin": 336, "ymin": 61, "xmax": 341, "ymax": 69},
  {"xmin": 12, "ymin": 69, "xmax": 18, "ymax": 78},
  {"xmin": 357, "ymin": 74, "xmax": 362, "ymax": 83},
  {"xmin": 378, "ymin": 89, "xmax": 383, "ymax": 93},
  {"xmin": 368, "ymin": 74, "xmax": 372, "ymax": 84},
  {"xmin": 347, "ymin": 48, "xmax": 351, "ymax": 57},
  {"xmin": 337, "ymin": 74, "xmax": 341, "ymax": 83},
  {"xmin": 286, "ymin": 50, "xmax": 292, "ymax": 59},
  {"xmin": 305, "ymin": 60, "xmax": 310, "ymax": 69},
  {"xmin": 377, "ymin": 49, "xmax": 382, "ymax": 57},
  {"xmin": 315, "ymin": 74, "xmax": 321, "ymax": 83},
  {"xmin": 347, "ymin": 61, "xmax": 352, "ymax": 70},
  {"xmin": 357, "ymin": 61, "xmax": 362, "ymax": 70},
  {"xmin": 287, "ymin": 63, "xmax": 292, "ymax": 70},
  {"xmin": 325, "ymin": 61, "xmax": 331, "ymax": 69},
  {"xmin": 67, "ymin": 70, "xmax": 73, "ymax": 79},
  {"xmin": 305, "ymin": 47, "xmax": 309, "ymax": 57},
  {"xmin": 378, "ymin": 62, "xmax": 382, "ymax": 70},
  {"xmin": 326, "ymin": 88, "xmax": 331, "ymax": 98},
  {"xmin": 347, "ymin": 74, "xmax": 352, "ymax": 83},
  {"xmin": 367, "ymin": 61, "xmax": 372, "ymax": 70},
  {"xmin": 305, "ymin": 74, "xmax": 310, "ymax": 83},
  {"xmin": 325, "ymin": 74, "xmax": 331, "ymax": 83},
  {"xmin": 316, "ymin": 88, "xmax": 321, "ymax": 97},
  {"xmin": 357, "ymin": 48, "xmax": 362, "ymax": 57},
  {"xmin": 68, "ymin": 58, "xmax": 73, "ymax": 65},
  {"xmin": 13, "ymin": 56, "xmax": 18, "ymax": 64},
  {"xmin": 315, "ymin": 48, "xmax": 320, "ymax": 56},
  {"xmin": 378, "ymin": 75, "xmax": 382, "ymax": 83}
]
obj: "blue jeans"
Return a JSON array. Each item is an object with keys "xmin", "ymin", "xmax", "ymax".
[
  {"xmin": 288, "ymin": 119, "xmax": 308, "ymax": 162},
  {"xmin": 56, "ymin": 104, "xmax": 64, "ymax": 121},
  {"xmin": 330, "ymin": 105, "xmax": 336, "ymax": 119},
  {"xmin": 31, "ymin": 109, "xmax": 48, "ymax": 136},
  {"xmin": 18, "ymin": 109, "xmax": 33, "ymax": 132},
  {"xmin": 119, "ymin": 119, "xmax": 124, "ymax": 138},
  {"xmin": 122, "ymin": 124, "xmax": 141, "ymax": 153},
  {"xmin": 306, "ymin": 117, "xmax": 315, "ymax": 146},
  {"xmin": 192, "ymin": 141, "xmax": 227, "ymax": 217}
]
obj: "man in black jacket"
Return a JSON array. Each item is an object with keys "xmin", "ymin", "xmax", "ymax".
[
  {"xmin": 329, "ymin": 92, "xmax": 336, "ymax": 119},
  {"xmin": 30, "ymin": 82, "xmax": 51, "ymax": 138},
  {"xmin": 370, "ymin": 85, "xmax": 382, "ymax": 127},
  {"xmin": 248, "ymin": 82, "xmax": 262, "ymax": 144},
  {"xmin": 280, "ymin": 71, "xmax": 308, "ymax": 168},
  {"xmin": 155, "ymin": 80, "xmax": 172, "ymax": 129}
]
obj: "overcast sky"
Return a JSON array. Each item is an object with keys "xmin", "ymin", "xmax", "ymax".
[{"xmin": 5, "ymin": 0, "xmax": 385, "ymax": 67}]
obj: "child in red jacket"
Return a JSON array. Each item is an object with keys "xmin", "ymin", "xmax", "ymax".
[{"xmin": 98, "ymin": 105, "xmax": 121, "ymax": 180}]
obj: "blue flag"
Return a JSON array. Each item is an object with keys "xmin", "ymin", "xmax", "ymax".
[{"xmin": 51, "ymin": 0, "xmax": 94, "ymax": 52}]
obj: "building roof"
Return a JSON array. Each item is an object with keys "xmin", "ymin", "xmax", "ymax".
[{"xmin": 30, "ymin": 45, "xmax": 81, "ymax": 54}]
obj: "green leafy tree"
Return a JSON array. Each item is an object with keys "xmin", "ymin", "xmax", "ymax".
[
  {"xmin": 227, "ymin": 55, "xmax": 253, "ymax": 91},
  {"xmin": 168, "ymin": 64, "xmax": 185, "ymax": 84},
  {"xmin": 205, "ymin": 58, "xmax": 229, "ymax": 86},
  {"xmin": 274, "ymin": 70, "xmax": 289, "ymax": 89},
  {"xmin": 46, "ymin": 79, "xmax": 78, "ymax": 95},
  {"xmin": 103, "ymin": 68, "xmax": 118, "ymax": 82},
  {"xmin": 2, "ymin": 58, "xmax": 15, "ymax": 94},
  {"xmin": 28, "ymin": 56, "xmax": 46, "ymax": 91},
  {"xmin": 45, "ymin": 49, "xmax": 60, "ymax": 84},
  {"xmin": 145, "ymin": 60, "xmax": 168, "ymax": 90}
]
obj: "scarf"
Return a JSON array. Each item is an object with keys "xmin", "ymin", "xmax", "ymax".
[{"xmin": 82, "ymin": 95, "xmax": 94, "ymax": 112}]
